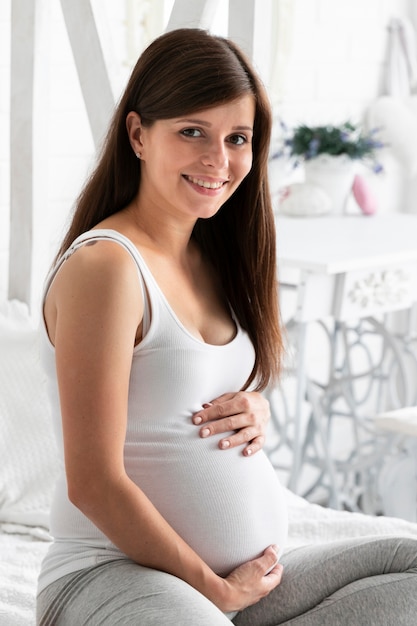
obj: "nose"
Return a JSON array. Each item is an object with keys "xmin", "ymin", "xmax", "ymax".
[{"xmin": 201, "ymin": 140, "xmax": 228, "ymax": 169}]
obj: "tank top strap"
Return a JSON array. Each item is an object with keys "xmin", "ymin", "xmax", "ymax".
[{"xmin": 43, "ymin": 229, "xmax": 152, "ymax": 335}]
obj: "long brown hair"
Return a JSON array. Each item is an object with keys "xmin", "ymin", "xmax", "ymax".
[{"xmin": 57, "ymin": 28, "xmax": 283, "ymax": 390}]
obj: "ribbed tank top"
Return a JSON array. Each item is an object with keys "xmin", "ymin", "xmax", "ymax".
[{"xmin": 38, "ymin": 229, "xmax": 288, "ymax": 593}]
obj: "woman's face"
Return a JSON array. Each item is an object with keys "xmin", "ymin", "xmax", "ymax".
[{"xmin": 134, "ymin": 94, "xmax": 255, "ymax": 223}]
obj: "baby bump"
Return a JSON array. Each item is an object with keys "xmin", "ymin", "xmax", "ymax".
[{"xmin": 126, "ymin": 438, "xmax": 288, "ymax": 576}]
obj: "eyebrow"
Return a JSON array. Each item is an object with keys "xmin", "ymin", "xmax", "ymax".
[{"xmin": 174, "ymin": 118, "xmax": 253, "ymax": 132}]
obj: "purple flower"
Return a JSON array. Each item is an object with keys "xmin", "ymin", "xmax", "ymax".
[
  {"xmin": 270, "ymin": 118, "xmax": 385, "ymax": 175},
  {"xmin": 306, "ymin": 138, "xmax": 320, "ymax": 158}
]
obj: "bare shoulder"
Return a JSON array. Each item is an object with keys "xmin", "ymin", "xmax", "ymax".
[
  {"xmin": 54, "ymin": 239, "xmax": 140, "ymax": 297},
  {"xmin": 45, "ymin": 239, "xmax": 143, "ymax": 345}
]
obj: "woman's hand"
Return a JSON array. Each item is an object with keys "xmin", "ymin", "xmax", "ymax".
[
  {"xmin": 217, "ymin": 546, "xmax": 283, "ymax": 613},
  {"xmin": 192, "ymin": 391, "xmax": 270, "ymax": 456}
]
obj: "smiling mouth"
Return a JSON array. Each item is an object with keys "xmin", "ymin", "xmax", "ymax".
[{"xmin": 184, "ymin": 175, "xmax": 226, "ymax": 190}]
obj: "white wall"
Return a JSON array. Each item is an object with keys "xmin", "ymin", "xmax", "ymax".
[
  {"xmin": 0, "ymin": 1, "xmax": 11, "ymax": 303},
  {"xmin": 1, "ymin": 0, "xmax": 415, "ymax": 306},
  {"xmin": 274, "ymin": 0, "xmax": 409, "ymax": 124}
]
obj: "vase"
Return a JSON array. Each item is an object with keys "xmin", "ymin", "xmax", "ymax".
[{"xmin": 303, "ymin": 154, "xmax": 357, "ymax": 216}]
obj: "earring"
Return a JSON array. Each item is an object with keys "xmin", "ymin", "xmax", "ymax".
[{"xmin": 135, "ymin": 152, "xmax": 142, "ymax": 159}]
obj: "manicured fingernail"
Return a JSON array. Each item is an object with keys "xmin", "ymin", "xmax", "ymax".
[
  {"xmin": 246, "ymin": 448, "xmax": 252, "ymax": 456},
  {"xmin": 202, "ymin": 402, "xmax": 213, "ymax": 408},
  {"xmin": 220, "ymin": 440, "xmax": 230, "ymax": 449},
  {"xmin": 193, "ymin": 415, "xmax": 202, "ymax": 424},
  {"xmin": 201, "ymin": 427, "xmax": 210, "ymax": 438}
]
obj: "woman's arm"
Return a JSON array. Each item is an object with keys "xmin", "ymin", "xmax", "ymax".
[
  {"xmin": 48, "ymin": 241, "xmax": 282, "ymax": 613},
  {"xmin": 192, "ymin": 391, "xmax": 271, "ymax": 456}
]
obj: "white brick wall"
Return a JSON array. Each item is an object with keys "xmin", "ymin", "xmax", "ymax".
[{"xmin": 1, "ymin": 0, "xmax": 415, "ymax": 304}]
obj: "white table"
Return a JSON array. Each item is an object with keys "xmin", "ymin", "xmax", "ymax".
[
  {"xmin": 276, "ymin": 214, "xmax": 417, "ymax": 321},
  {"xmin": 273, "ymin": 214, "xmax": 417, "ymax": 509}
]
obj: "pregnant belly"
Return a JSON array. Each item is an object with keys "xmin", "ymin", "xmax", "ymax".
[{"xmin": 125, "ymin": 436, "xmax": 288, "ymax": 576}]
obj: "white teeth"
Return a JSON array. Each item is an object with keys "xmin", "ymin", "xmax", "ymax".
[{"xmin": 187, "ymin": 176, "xmax": 224, "ymax": 189}]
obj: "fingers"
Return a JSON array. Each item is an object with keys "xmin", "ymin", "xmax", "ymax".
[
  {"xmin": 191, "ymin": 392, "xmax": 270, "ymax": 455},
  {"xmin": 222, "ymin": 545, "xmax": 283, "ymax": 611},
  {"xmin": 214, "ymin": 431, "xmax": 263, "ymax": 456},
  {"xmin": 253, "ymin": 545, "xmax": 283, "ymax": 589},
  {"xmin": 191, "ymin": 392, "xmax": 269, "ymax": 430},
  {"xmin": 193, "ymin": 392, "xmax": 252, "ymax": 426},
  {"xmin": 242, "ymin": 434, "xmax": 264, "ymax": 456},
  {"xmin": 262, "ymin": 545, "xmax": 281, "ymax": 576}
]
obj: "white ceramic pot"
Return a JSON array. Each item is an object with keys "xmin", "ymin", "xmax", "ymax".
[{"xmin": 304, "ymin": 154, "xmax": 356, "ymax": 215}]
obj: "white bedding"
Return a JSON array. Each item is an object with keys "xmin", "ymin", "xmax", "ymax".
[
  {"xmin": 0, "ymin": 525, "xmax": 50, "ymax": 625},
  {"xmin": 2, "ymin": 490, "xmax": 417, "ymax": 626}
]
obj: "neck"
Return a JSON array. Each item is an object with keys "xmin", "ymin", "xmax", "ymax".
[{"xmin": 125, "ymin": 196, "xmax": 197, "ymax": 261}]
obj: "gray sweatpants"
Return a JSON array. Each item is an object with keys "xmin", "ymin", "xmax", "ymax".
[{"xmin": 37, "ymin": 536, "xmax": 417, "ymax": 626}]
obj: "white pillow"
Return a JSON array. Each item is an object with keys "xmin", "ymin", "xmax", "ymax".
[{"xmin": 0, "ymin": 300, "xmax": 58, "ymax": 529}]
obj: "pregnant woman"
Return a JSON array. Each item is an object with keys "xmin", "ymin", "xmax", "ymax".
[{"xmin": 37, "ymin": 28, "xmax": 417, "ymax": 625}]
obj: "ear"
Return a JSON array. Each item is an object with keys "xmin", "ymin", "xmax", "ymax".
[{"xmin": 126, "ymin": 111, "xmax": 144, "ymax": 158}]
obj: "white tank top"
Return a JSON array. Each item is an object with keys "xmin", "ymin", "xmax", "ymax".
[{"xmin": 38, "ymin": 229, "xmax": 288, "ymax": 592}]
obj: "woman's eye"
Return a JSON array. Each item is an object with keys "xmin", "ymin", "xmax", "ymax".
[
  {"xmin": 229, "ymin": 134, "xmax": 247, "ymax": 146},
  {"xmin": 181, "ymin": 128, "xmax": 202, "ymax": 138}
]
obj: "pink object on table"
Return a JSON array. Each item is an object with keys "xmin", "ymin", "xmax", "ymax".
[{"xmin": 352, "ymin": 174, "xmax": 378, "ymax": 215}]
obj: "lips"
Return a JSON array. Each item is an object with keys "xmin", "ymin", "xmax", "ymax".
[{"xmin": 184, "ymin": 175, "xmax": 226, "ymax": 189}]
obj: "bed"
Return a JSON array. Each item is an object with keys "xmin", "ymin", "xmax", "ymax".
[{"xmin": 2, "ymin": 299, "xmax": 417, "ymax": 625}]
